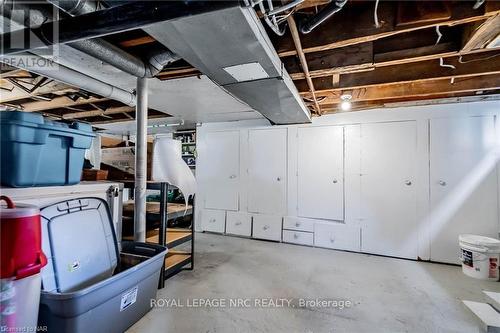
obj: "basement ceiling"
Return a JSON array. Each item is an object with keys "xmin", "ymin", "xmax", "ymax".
[{"xmin": 1, "ymin": 0, "xmax": 499, "ymax": 126}]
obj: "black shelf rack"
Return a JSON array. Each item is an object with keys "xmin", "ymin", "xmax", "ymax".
[{"xmin": 122, "ymin": 181, "xmax": 194, "ymax": 288}]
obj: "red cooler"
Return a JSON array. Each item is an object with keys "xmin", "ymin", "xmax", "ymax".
[{"xmin": 0, "ymin": 196, "xmax": 47, "ymax": 331}]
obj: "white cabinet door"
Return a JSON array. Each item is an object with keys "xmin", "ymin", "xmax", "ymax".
[
  {"xmin": 297, "ymin": 126, "xmax": 344, "ymax": 220},
  {"xmin": 204, "ymin": 131, "xmax": 240, "ymax": 211},
  {"xmin": 360, "ymin": 121, "xmax": 418, "ymax": 259},
  {"xmin": 201, "ymin": 209, "xmax": 226, "ymax": 233},
  {"xmin": 430, "ymin": 116, "xmax": 499, "ymax": 264},
  {"xmin": 248, "ymin": 128, "xmax": 287, "ymax": 215}
]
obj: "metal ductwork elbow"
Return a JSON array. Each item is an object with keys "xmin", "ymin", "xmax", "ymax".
[
  {"xmin": 145, "ymin": 49, "xmax": 181, "ymax": 77},
  {"xmin": 299, "ymin": 0, "xmax": 347, "ymax": 34},
  {"xmin": 45, "ymin": 0, "xmax": 180, "ymax": 78},
  {"xmin": 46, "ymin": 0, "xmax": 97, "ymax": 16}
]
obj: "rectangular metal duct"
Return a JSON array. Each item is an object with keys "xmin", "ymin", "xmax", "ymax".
[{"xmin": 144, "ymin": 6, "xmax": 311, "ymax": 125}]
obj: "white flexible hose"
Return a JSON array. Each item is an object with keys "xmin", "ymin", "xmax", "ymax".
[{"xmin": 374, "ymin": 0, "xmax": 380, "ymax": 28}]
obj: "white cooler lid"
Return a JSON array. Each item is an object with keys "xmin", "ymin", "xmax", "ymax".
[{"xmin": 40, "ymin": 198, "xmax": 118, "ymax": 292}]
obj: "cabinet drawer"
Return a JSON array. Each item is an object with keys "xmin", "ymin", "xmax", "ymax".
[
  {"xmin": 226, "ymin": 211, "xmax": 251, "ymax": 237},
  {"xmin": 283, "ymin": 230, "xmax": 313, "ymax": 246},
  {"xmin": 314, "ymin": 222, "xmax": 360, "ymax": 251},
  {"xmin": 252, "ymin": 215, "xmax": 282, "ymax": 241},
  {"xmin": 201, "ymin": 209, "xmax": 226, "ymax": 233},
  {"xmin": 283, "ymin": 217, "xmax": 314, "ymax": 232}
]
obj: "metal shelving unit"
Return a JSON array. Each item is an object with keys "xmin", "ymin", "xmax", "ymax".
[{"xmin": 122, "ymin": 181, "xmax": 194, "ymax": 288}]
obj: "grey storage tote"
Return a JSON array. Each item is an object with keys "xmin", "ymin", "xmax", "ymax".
[{"xmin": 38, "ymin": 198, "xmax": 167, "ymax": 333}]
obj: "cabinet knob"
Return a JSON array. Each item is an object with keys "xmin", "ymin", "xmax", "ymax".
[
  {"xmin": 263, "ymin": 225, "xmax": 270, "ymax": 230},
  {"xmin": 405, "ymin": 180, "xmax": 412, "ymax": 186},
  {"xmin": 295, "ymin": 222, "xmax": 301, "ymax": 227},
  {"xmin": 209, "ymin": 219, "xmax": 216, "ymax": 223},
  {"xmin": 438, "ymin": 180, "xmax": 447, "ymax": 186},
  {"xmin": 294, "ymin": 233, "xmax": 299, "ymax": 239},
  {"xmin": 235, "ymin": 221, "xmax": 242, "ymax": 226},
  {"xmin": 276, "ymin": 177, "xmax": 281, "ymax": 182},
  {"xmin": 229, "ymin": 174, "xmax": 237, "ymax": 179},
  {"xmin": 333, "ymin": 179, "xmax": 338, "ymax": 184}
]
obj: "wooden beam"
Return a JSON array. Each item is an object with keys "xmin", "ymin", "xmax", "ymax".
[
  {"xmin": 294, "ymin": 50, "xmax": 500, "ymax": 91},
  {"xmin": 284, "ymin": 42, "xmax": 374, "ymax": 79},
  {"xmin": 119, "ymin": 36, "xmax": 156, "ymax": 48},
  {"xmin": 16, "ymin": 96, "xmax": 108, "ymax": 112},
  {"xmin": 295, "ymin": 0, "xmax": 330, "ymax": 11},
  {"xmin": 61, "ymin": 106, "xmax": 134, "ymax": 119},
  {"xmin": 275, "ymin": 1, "xmax": 500, "ymax": 57},
  {"xmin": 302, "ymin": 74, "xmax": 500, "ymax": 104},
  {"xmin": 287, "ymin": 15, "xmax": 321, "ymax": 114},
  {"xmin": 318, "ymin": 92, "xmax": 500, "ymax": 114},
  {"xmin": 396, "ymin": 1, "xmax": 451, "ymax": 27},
  {"xmin": 156, "ymin": 67, "xmax": 201, "ymax": 80},
  {"xmin": 289, "ymin": 42, "xmax": 459, "ymax": 80},
  {"xmin": 462, "ymin": 14, "xmax": 500, "ymax": 51},
  {"xmin": 0, "ymin": 77, "xmax": 75, "ymax": 103}
]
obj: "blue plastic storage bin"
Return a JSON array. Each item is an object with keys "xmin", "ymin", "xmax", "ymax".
[{"xmin": 0, "ymin": 111, "xmax": 94, "ymax": 187}]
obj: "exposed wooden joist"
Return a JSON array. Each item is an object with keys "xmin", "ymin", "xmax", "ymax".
[
  {"xmin": 396, "ymin": 1, "xmax": 451, "ymax": 27},
  {"xmin": 288, "ymin": 41, "xmax": 499, "ymax": 81},
  {"xmin": 294, "ymin": 50, "xmax": 500, "ymax": 91},
  {"xmin": 302, "ymin": 74, "xmax": 500, "ymax": 104},
  {"xmin": 62, "ymin": 106, "xmax": 134, "ymax": 119},
  {"xmin": 287, "ymin": 15, "xmax": 321, "ymax": 114},
  {"xmin": 275, "ymin": 1, "xmax": 500, "ymax": 57},
  {"xmin": 18, "ymin": 96, "xmax": 108, "ymax": 112},
  {"xmin": 341, "ymin": 52, "xmax": 500, "ymax": 89},
  {"xmin": 285, "ymin": 42, "xmax": 375, "ymax": 80},
  {"xmin": 462, "ymin": 14, "xmax": 500, "ymax": 51},
  {"xmin": 0, "ymin": 77, "xmax": 75, "ymax": 103},
  {"xmin": 295, "ymin": 0, "xmax": 330, "ymax": 11},
  {"xmin": 119, "ymin": 36, "xmax": 156, "ymax": 48},
  {"xmin": 157, "ymin": 67, "xmax": 201, "ymax": 80},
  {"xmin": 318, "ymin": 92, "xmax": 500, "ymax": 114}
]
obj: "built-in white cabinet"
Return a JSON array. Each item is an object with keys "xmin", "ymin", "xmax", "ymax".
[
  {"xmin": 297, "ymin": 126, "xmax": 344, "ymax": 220},
  {"xmin": 203, "ymin": 131, "xmax": 240, "ymax": 211},
  {"xmin": 201, "ymin": 209, "xmax": 226, "ymax": 233},
  {"xmin": 429, "ymin": 116, "xmax": 499, "ymax": 264},
  {"xmin": 197, "ymin": 102, "xmax": 500, "ymax": 262},
  {"xmin": 226, "ymin": 211, "xmax": 252, "ymax": 237},
  {"xmin": 314, "ymin": 221, "xmax": 360, "ymax": 252},
  {"xmin": 252, "ymin": 214, "xmax": 282, "ymax": 241},
  {"xmin": 360, "ymin": 121, "xmax": 418, "ymax": 259},
  {"xmin": 248, "ymin": 128, "xmax": 287, "ymax": 215}
]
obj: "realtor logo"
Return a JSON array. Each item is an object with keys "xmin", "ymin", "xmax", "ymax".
[{"xmin": 1, "ymin": 2, "xmax": 60, "ymax": 69}]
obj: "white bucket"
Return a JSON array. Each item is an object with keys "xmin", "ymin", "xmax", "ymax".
[
  {"xmin": 459, "ymin": 234, "xmax": 500, "ymax": 281},
  {"xmin": 1, "ymin": 274, "xmax": 42, "ymax": 331}
]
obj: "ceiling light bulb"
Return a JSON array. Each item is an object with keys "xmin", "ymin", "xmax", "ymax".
[
  {"xmin": 340, "ymin": 100, "xmax": 351, "ymax": 111},
  {"xmin": 340, "ymin": 94, "xmax": 352, "ymax": 111}
]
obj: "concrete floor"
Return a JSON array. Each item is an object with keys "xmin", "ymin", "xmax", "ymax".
[{"xmin": 128, "ymin": 233, "xmax": 499, "ymax": 333}]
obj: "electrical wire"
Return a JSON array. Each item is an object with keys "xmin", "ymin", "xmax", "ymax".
[
  {"xmin": 434, "ymin": 26, "xmax": 455, "ymax": 69},
  {"xmin": 374, "ymin": 0, "xmax": 380, "ymax": 28},
  {"xmin": 439, "ymin": 57, "xmax": 456, "ymax": 69},
  {"xmin": 458, "ymin": 53, "xmax": 500, "ymax": 64},
  {"xmin": 435, "ymin": 26, "xmax": 443, "ymax": 45}
]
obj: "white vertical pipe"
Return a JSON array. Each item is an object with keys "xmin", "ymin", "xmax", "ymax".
[{"xmin": 134, "ymin": 77, "xmax": 148, "ymax": 242}]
